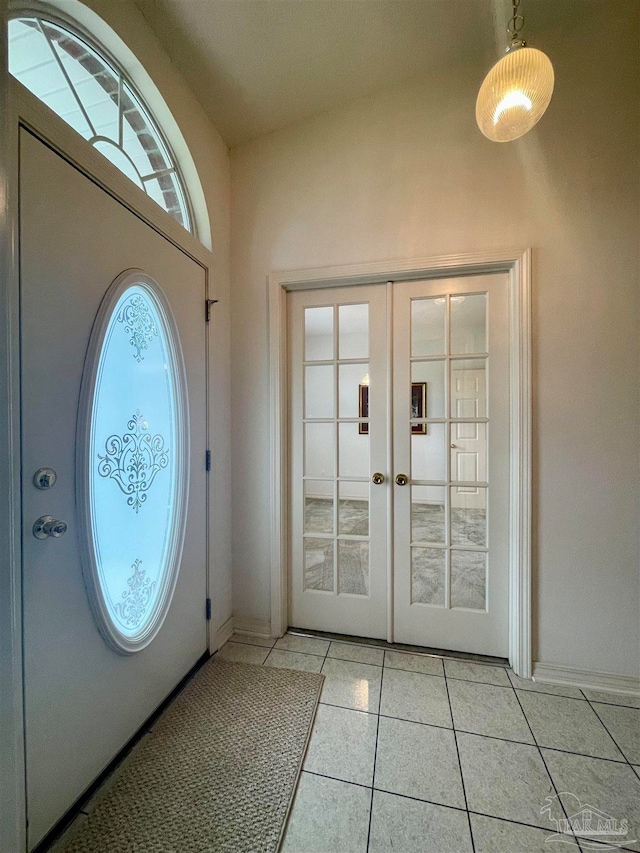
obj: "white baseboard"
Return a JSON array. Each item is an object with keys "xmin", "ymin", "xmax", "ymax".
[
  {"xmin": 232, "ymin": 616, "xmax": 272, "ymax": 639},
  {"xmin": 215, "ymin": 616, "xmax": 234, "ymax": 650},
  {"xmin": 533, "ymin": 662, "xmax": 640, "ymax": 696}
]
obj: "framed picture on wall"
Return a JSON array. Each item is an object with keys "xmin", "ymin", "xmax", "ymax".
[
  {"xmin": 358, "ymin": 382, "xmax": 427, "ymax": 435},
  {"xmin": 411, "ymin": 382, "xmax": 427, "ymax": 434},
  {"xmin": 358, "ymin": 383, "xmax": 369, "ymax": 434}
]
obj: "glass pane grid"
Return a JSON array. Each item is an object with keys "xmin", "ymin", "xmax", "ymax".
[
  {"xmin": 409, "ymin": 291, "xmax": 489, "ymax": 612},
  {"xmin": 302, "ymin": 303, "xmax": 371, "ymax": 599},
  {"xmin": 8, "ymin": 16, "xmax": 192, "ymax": 232}
]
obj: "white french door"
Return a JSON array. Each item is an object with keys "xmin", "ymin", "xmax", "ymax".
[
  {"xmin": 289, "ymin": 274, "xmax": 510, "ymax": 657},
  {"xmin": 392, "ymin": 276, "xmax": 509, "ymax": 657},
  {"xmin": 288, "ymin": 286, "xmax": 389, "ymax": 638}
]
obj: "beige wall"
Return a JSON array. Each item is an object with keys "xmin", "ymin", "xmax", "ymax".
[
  {"xmin": 73, "ymin": 0, "xmax": 233, "ymax": 638},
  {"xmin": 230, "ymin": 1, "xmax": 640, "ymax": 675}
]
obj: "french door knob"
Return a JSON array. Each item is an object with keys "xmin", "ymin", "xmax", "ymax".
[
  {"xmin": 33, "ymin": 515, "xmax": 68, "ymax": 540},
  {"xmin": 395, "ymin": 474, "xmax": 409, "ymax": 486},
  {"xmin": 371, "ymin": 472, "xmax": 385, "ymax": 485}
]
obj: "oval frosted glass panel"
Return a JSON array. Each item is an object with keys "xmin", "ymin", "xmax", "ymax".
[{"xmin": 79, "ymin": 273, "xmax": 188, "ymax": 653}]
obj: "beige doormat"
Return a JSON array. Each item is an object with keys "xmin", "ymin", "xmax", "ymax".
[{"xmin": 62, "ymin": 657, "xmax": 324, "ymax": 853}]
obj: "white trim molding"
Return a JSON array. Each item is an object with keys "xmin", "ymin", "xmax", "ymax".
[
  {"xmin": 215, "ymin": 616, "xmax": 272, "ymax": 651},
  {"xmin": 215, "ymin": 616, "xmax": 234, "ymax": 650},
  {"xmin": 533, "ymin": 662, "xmax": 640, "ymax": 697},
  {"xmin": 232, "ymin": 617, "xmax": 273, "ymax": 639},
  {"xmin": 268, "ymin": 248, "xmax": 533, "ymax": 675}
]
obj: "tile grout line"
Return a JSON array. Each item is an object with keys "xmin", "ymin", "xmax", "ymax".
[
  {"xmin": 313, "ymin": 699, "xmax": 634, "ymax": 766},
  {"xmin": 443, "ymin": 665, "xmax": 476, "ymax": 853},
  {"xmin": 305, "ymin": 764, "xmax": 630, "ymax": 850},
  {"xmin": 364, "ymin": 662, "xmax": 383, "ymax": 853},
  {"xmin": 509, "ymin": 677, "xmax": 585, "ymax": 852},
  {"xmin": 580, "ymin": 689, "xmax": 640, "ymax": 779},
  {"xmin": 303, "ymin": 767, "xmax": 626, "ymax": 842}
]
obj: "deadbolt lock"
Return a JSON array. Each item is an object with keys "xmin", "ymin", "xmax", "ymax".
[{"xmin": 33, "ymin": 467, "xmax": 57, "ymax": 490}]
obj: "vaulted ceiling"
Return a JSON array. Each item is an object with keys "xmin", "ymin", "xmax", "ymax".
[{"xmin": 131, "ymin": 0, "xmax": 588, "ymax": 148}]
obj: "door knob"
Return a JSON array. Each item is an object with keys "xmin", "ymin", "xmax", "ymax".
[
  {"xmin": 395, "ymin": 474, "xmax": 409, "ymax": 486},
  {"xmin": 371, "ymin": 472, "xmax": 385, "ymax": 485},
  {"xmin": 451, "ymin": 444, "xmax": 458, "ymax": 449},
  {"xmin": 33, "ymin": 515, "xmax": 68, "ymax": 540}
]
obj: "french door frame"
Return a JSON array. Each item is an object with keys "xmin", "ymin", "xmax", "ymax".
[
  {"xmin": 268, "ymin": 249, "xmax": 532, "ymax": 675},
  {"xmin": 0, "ymin": 74, "xmax": 216, "ymax": 853}
]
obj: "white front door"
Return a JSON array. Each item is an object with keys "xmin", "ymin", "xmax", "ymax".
[
  {"xmin": 288, "ymin": 274, "xmax": 510, "ymax": 657},
  {"xmin": 21, "ymin": 129, "xmax": 208, "ymax": 849}
]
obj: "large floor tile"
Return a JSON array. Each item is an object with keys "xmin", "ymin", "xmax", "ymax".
[
  {"xmin": 374, "ymin": 716, "xmax": 465, "ymax": 808},
  {"xmin": 369, "ymin": 791, "xmax": 472, "ymax": 853},
  {"xmin": 320, "ymin": 658, "xmax": 382, "ymax": 713},
  {"xmin": 281, "ymin": 772, "xmax": 370, "ymax": 853},
  {"xmin": 327, "ymin": 642, "xmax": 384, "ymax": 666},
  {"xmin": 457, "ymin": 731, "xmax": 556, "ymax": 829},
  {"xmin": 448, "ymin": 680, "xmax": 533, "ymax": 743},
  {"xmin": 231, "ymin": 632, "xmax": 275, "ymax": 648},
  {"xmin": 275, "ymin": 634, "xmax": 330, "ymax": 656},
  {"xmin": 590, "ymin": 703, "xmax": 640, "ymax": 764},
  {"xmin": 264, "ymin": 649, "xmax": 324, "ymax": 673},
  {"xmin": 303, "ymin": 704, "xmax": 377, "ymax": 786},
  {"xmin": 583, "ymin": 689, "xmax": 640, "ymax": 709},
  {"xmin": 444, "ymin": 659, "xmax": 511, "ymax": 687},
  {"xmin": 543, "ymin": 748, "xmax": 640, "ymax": 852},
  {"xmin": 470, "ymin": 813, "xmax": 579, "ymax": 852},
  {"xmin": 380, "ymin": 668, "xmax": 452, "ymax": 727},
  {"xmin": 384, "ymin": 650, "xmax": 444, "ymax": 677},
  {"xmin": 216, "ymin": 641, "xmax": 269, "ymax": 665},
  {"xmin": 517, "ymin": 690, "xmax": 624, "ymax": 761},
  {"xmin": 507, "ymin": 670, "xmax": 584, "ymax": 699}
]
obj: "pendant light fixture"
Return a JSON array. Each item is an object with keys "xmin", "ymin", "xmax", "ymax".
[{"xmin": 476, "ymin": 0, "xmax": 554, "ymax": 142}]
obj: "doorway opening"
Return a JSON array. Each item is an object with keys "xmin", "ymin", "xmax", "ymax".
[{"xmin": 269, "ymin": 251, "xmax": 531, "ymax": 676}]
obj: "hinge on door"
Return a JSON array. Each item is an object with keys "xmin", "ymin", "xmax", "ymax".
[
  {"xmin": 206, "ymin": 598, "xmax": 212, "ymax": 621},
  {"xmin": 205, "ymin": 450, "xmax": 211, "ymax": 471},
  {"xmin": 205, "ymin": 299, "xmax": 219, "ymax": 322}
]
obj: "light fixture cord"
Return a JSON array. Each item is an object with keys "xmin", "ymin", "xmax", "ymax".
[{"xmin": 507, "ymin": 0, "xmax": 526, "ymax": 48}]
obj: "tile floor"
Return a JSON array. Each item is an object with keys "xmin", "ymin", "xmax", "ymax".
[{"xmin": 221, "ymin": 633, "xmax": 640, "ymax": 853}]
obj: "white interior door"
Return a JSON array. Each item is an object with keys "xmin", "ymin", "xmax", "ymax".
[
  {"xmin": 288, "ymin": 286, "xmax": 388, "ymax": 639},
  {"xmin": 392, "ymin": 276, "xmax": 510, "ymax": 657},
  {"xmin": 451, "ymin": 367, "xmax": 487, "ymax": 510},
  {"xmin": 21, "ymin": 129, "xmax": 208, "ymax": 849}
]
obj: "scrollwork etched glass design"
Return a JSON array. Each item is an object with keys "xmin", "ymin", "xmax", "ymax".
[{"xmin": 80, "ymin": 275, "xmax": 188, "ymax": 652}]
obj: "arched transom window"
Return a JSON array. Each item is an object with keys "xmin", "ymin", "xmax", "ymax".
[{"xmin": 8, "ymin": 15, "xmax": 192, "ymax": 232}]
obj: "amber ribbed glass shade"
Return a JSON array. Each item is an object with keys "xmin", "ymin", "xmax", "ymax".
[{"xmin": 476, "ymin": 46, "xmax": 554, "ymax": 142}]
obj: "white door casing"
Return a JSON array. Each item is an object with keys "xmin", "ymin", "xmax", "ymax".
[
  {"xmin": 269, "ymin": 251, "xmax": 531, "ymax": 674},
  {"xmin": 20, "ymin": 128, "xmax": 208, "ymax": 848}
]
